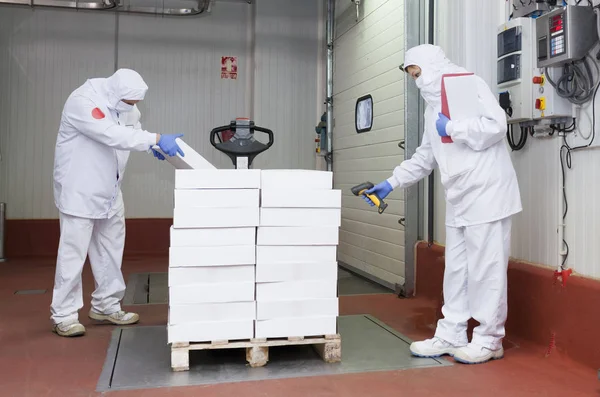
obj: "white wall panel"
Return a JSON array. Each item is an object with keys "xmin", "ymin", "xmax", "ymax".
[
  {"xmin": 563, "ymin": 146, "xmax": 600, "ymax": 278},
  {"xmin": 509, "ymin": 139, "xmax": 559, "ymax": 268},
  {"xmin": 252, "ymin": 0, "xmax": 323, "ymax": 170},
  {"xmin": 0, "ymin": 1, "xmax": 324, "ymax": 220},
  {"xmin": 0, "ymin": 8, "xmax": 116, "ymax": 219},
  {"xmin": 431, "ymin": 0, "xmax": 600, "ymax": 279},
  {"xmin": 117, "ymin": 4, "xmax": 250, "ymax": 218},
  {"xmin": 431, "ymin": 0, "xmax": 508, "ymax": 244},
  {"xmin": 333, "ymin": 0, "xmax": 405, "ymax": 286}
]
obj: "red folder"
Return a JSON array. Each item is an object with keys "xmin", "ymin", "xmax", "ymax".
[{"xmin": 440, "ymin": 73, "xmax": 474, "ymax": 143}]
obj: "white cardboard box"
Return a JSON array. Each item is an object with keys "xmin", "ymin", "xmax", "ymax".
[
  {"xmin": 173, "ymin": 207, "xmax": 259, "ymax": 228},
  {"xmin": 256, "ymin": 280, "xmax": 337, "ymax": 301},
  {"xmin": 255, "ymin": 317, "xmax": 337, "ymax": 338},
  {"xmin": 169, "ymin": 265, "xmax": 255, "ymax": 286},
  {"xmin": 152, "ymin": 138, "xmax": 216, "ymax": 170},
  {"xmin": 256, "ymin": 246, "xmax": 337, "ymax": 264},
  {"xmin": 175, "ymin": 169, "xmax": 261, "ymax": 189},
  {"xmin": 260, "ymin": 208, "xmax": 341, "ymax": 227},
  {"xmin": 170, "ymin": 227, "xmax": 256, "ymax": 247},
  {"xmin": 260, "ymin": 170, "xmax": 332, "ymax": 190},
  {"xmin": 169, "ymin": 246, "xmax": 255, "ymax": 267},
  {"xmin": 169, "ymin": 302, "xmax": 256, "ymax": 324},
  {"xmin": 174, "ymin": 189, "xmax": 259, "ymax": 208},
  {"xmin": 257, "ymin": 226, "xmax": 339, "ymax": 246},
  {"xmin": 260, "ymin": 189, "xmax": 341, "ymax": 208},
  {"xmin": 256, "ymin": 262, "xmax": 338, "ymax": 282},
  {"xmin": 256, "ymin": 298, "xmax": 339, "ymax": 320},
  {"xmin": 168, "ymin": 320, "xmax": 254, "ymax": 343},
  {"xmin": 169, "ymin": 282, "xmax": 255, "ymax": 304}
]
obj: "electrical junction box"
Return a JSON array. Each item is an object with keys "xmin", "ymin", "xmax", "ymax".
[
  {"xmin": 497, "ymin": 17, "xmax": 573, "ymax": 124},
  {"xmin": 536, "ymin": 5, "xmax": 598, "ymax": 68},
  {"xmin": 531, "ymin": 66, "xmax": 572, "ymax": 120},
  {"xmin": 497, "ymin": 17, "xmax": 535, "ymax": 124}
]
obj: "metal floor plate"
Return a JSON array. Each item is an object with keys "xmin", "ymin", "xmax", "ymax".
[
  {"xmin": 123, "ymin": 268, "xmax": 392, "ymax": 305},
  {"xmin": 337, "ymin": 268, "xmax": 393, "ymax": 295},
  {"xmin": 96, "ymin": 314, "xmax": 451, "ymax": 392}
]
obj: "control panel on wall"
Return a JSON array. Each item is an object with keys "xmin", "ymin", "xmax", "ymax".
[
  {"xmin": 497, "ymin": 17, "xmax": 534, "ymax": 124},
  {"xmin": 536, "ymin": 5, "xmax": 598, "ymax": 69},
  {"xmin": 531, "ymin": 67, "xmax": 571, "ymax": 120},
  {"xmin": 497, "ymin": 17, "xmax": 573, "ymax": 124}
]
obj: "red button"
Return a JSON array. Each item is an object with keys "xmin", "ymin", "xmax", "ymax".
[
  {"xmin": 535, "ymin": 99, "xmax": 541, "ymax": 109},
  {"xmin": 533, "ymin": 76, "xmax": 543, "ymax": 84}
]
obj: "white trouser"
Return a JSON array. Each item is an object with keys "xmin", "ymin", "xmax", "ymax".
[
  {"xmin": 434, "ymin": 217, "xmax": 512, "ymax": 350},
  {"xmin": 50, "ymin": 208, "xmax": 126, "ymax": 325}
]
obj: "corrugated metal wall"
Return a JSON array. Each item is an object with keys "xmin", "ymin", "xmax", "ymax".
[
  {"xmin": 0, "ymin": 1, "xmax": 323, "ymax": 219},
  {"xmin": 431, "ymin": 0, "xmax": 506, "ymax": 245},
  {"xmin": 0, "ymin": 8, "xmax": 117, "ymax": 219},
  {"xmin": 431, "ymin": 0, "xmax": 600, "ymax": 279},
  {"xmin": 333, "ymin": 0, "xmax": 405, "ymax": 286},
  {"xmin": 252, "ymin": 0, "xmax": 323, "ymax": 170}
]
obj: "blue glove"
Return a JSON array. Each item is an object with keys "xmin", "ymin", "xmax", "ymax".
[
  {"xmin": 158, "ymin": 133, "xmax": 185, "ymax": 157},
  {"xmin": 363, "ymin": 181, "xmax": 393, "ymax": 207},
  {"xmin": 151, "ymin": 149, "xmax": 165, "ymax": 161},
  {"xmin": 436, "ymin": 113, "xmax": 450, "ymax": 137}
]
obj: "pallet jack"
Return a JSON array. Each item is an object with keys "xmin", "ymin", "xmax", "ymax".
[{"xmin": 210, "ymin": 118, "xmax": 274, "ymax": 169}]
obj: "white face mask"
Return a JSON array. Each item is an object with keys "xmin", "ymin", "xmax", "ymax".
[
  {"xmin": 415, "ymin": 76, "xmax": 425, "ymax": 89},
  {"xmin": 115, "ymin": 101, "xmax": 134, "ymax": 113},
  {"xmin": 415, "ymin": 71, "xmax": 442, "ymax": 108}
]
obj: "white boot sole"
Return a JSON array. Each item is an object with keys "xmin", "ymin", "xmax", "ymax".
[
  {"xmin": 410, "ymin": 344, "xmax": 459, "ymax": 358},
  {"xmin": 88, "ymin": 311, "xmax": 139, "ymax": 325},
  {"xmin": 53, "ymin": 324, "xmax": 86, "ymax": 337},
  {"xmin": 453, "ymin": 349, "xmax": 504, "ymax": 364},
  {"xmin": 410, "ymin": 348, "xmax": 457, "ymax": 358}
]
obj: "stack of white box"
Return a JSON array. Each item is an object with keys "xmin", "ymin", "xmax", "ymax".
[
  {"xmin": 255, "ymin": 170, "xmax": 341, "ymax": 338},
  {"xmin": 167, "ymin": 169, "xmax": 261, "ymax": 344}
]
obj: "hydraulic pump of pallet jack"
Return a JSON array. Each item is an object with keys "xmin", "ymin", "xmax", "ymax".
[{"xmin": 351, "ymin": 182, "xmax": 388, "ymax": 214}]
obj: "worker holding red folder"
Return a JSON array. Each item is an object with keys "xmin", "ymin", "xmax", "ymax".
[{"xmin": 361, "ymin": 44, "xmax": 522, "ymax": 365}]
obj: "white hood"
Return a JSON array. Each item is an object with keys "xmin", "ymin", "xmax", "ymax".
[
  {"xmin": 403, "ymin": 44, "xmax": 468, "ymax": 108},
  {"xmin": 89, "ymin": 68, "xmax": 149, "ymax": 110}
]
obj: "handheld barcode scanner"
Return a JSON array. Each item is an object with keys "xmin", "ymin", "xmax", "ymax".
[{"xmin": 351, "ymin": 182, "xmax": 388, "ymax": 214}]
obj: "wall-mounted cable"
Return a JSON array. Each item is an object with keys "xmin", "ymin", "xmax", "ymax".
[
  {"xmin": 507, "ymin": 124, "xmax": 529, "ymax": 151},
  {"xmin": 557, "ymin": 77, "xmax": 600, "ymax": 270},
  {"xmin": 545, "ymin": 56, "xmax": 599, "ymax": 105}
]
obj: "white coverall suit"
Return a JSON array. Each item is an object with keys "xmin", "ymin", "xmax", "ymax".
[
  {"xmin": 51, "ymin": 69, "xmax": 158, "ymax": 331},
  {"xmin": 388, "ymin": 45, "xmax": 522, "ymax": 363}
]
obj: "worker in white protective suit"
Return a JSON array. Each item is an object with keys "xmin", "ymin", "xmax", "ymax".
[
  {"xmin": 51, "ymin": 68, "xmax": 184, "ymax": 337},
  {"xmin": 362, "ymin": 45, "xmax": 522, "ymax": 364}
]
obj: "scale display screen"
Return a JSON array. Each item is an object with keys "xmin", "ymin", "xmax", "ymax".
[{"xmin": 549, "ymin": 13, "xmax": 565, "ymax": 57}]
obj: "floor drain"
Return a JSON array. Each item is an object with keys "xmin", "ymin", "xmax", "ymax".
[{"xmin": 15, "ymin": 289, "xmax": 47, "ymax": 295}]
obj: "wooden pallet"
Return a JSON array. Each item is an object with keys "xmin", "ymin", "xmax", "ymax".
[{"xmin": 170, "ymin": 334, "xmax": 342, "ymax": 372}]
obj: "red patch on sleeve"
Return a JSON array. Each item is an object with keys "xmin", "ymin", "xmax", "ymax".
[{"xmin": 91, "ymin": 108, "xmax": 105, "ymax": 120}]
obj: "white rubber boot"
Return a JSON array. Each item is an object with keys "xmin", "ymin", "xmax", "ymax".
[
  {"xmin": 453, "ymin": 343, "xmax": 504, "ymax": 364},
  {"xmin": 410, "ymin": 337, "xmax": 464, "ymax": 358},
  {"xmin": 53, "ymin": 320, "xmax": 86, "ymax": 337},
  {"xmin": 88, "ymin": 310, "xmax": 139, "ymax": 325}
]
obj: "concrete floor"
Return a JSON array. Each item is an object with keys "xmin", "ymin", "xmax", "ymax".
[{"xmin": 1, "ymin": 256, "xmax": 598, "ymax": 396}]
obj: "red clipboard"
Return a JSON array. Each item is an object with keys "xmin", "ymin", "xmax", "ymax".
[{"xmin": 440, "ymin": 73, "xmax": 475, "ymax": 143}]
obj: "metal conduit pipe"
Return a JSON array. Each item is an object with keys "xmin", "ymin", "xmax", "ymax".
[
  {"xmin": 0, "ymin": 203, "xmax": 6, "ymax": 263},
  {"xmin": 325, "ymin": 0, "xmax": 335, "ymax": 171},
  {"xmin": 426, "ymin": 0, "xmax": 435, "ymax": 246},
  {"xmin": 0, "ymin": 0, "xmax": 211, "ymax": 16},
  {"xmin": 0, "ymin": 0, "xmax": 116, "ymax": 10}
]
